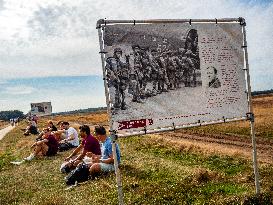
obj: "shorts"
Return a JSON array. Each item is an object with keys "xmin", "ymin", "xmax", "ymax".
[
  {"xmin": 46, "ymin": 148, "xmax": 57, "ymax": 156},
  {"xmin": 59, "ymin": 142, "xmax": 77, "ymax": 152},
  {"xmin": 99, "ymin": 163, "xmax": 115, "ymax": 173}
]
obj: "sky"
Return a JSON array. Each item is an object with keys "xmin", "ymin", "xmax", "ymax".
[{"xmin": 0, "ymin": 0, "xmax": 272, "ymax": 113}]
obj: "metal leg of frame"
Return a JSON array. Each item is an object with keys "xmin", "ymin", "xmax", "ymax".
[
  {"xmin": 242, "ymin": 18, "xmax": 260, "ymax": 195},
  {"xmin": 97, "ymin": 26, "xmax": 125, "ymax": 204}
]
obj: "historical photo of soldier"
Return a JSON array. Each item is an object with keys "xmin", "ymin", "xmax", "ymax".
[
  {"xmin": 206, "ymin": 66, "xmax": 221, "ymax": 88},
  {"xmin": 104, "ymin": 25, "xmax": 202, "ymax": 113},
  {"xmin": 105, "ymin": 47, "xmax": 129, "ymax": 110}
]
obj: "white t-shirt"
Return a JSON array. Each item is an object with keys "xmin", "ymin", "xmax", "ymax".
[{"xmin": 65, "ymin": 127, "xmax": 79, "ymax": 146}]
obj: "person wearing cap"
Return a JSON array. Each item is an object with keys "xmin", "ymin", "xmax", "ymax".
[
  {"xmin": 105, "ymin": 47, "xmax": 128, "ymax": 110},
  {"xmin": 89, "ymin": 126, "xmax": 121, "ymax": 177}
]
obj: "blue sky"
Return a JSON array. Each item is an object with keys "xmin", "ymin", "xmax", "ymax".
[
  {"xmin": 0, "ymin": 76, "xmax": 106, "ymax": 113},
  {"xmin": 0, "ymin": 0, "xmax": 272, "ymax": 113}
]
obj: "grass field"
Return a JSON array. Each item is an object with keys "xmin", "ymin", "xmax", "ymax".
[
  {"xmin": 0, "ymin": 95, "xmax": 272, "ymax": 204},
  {"xmin": 178, "ymin": 95, "xmax": 273, "ymax": 139}
]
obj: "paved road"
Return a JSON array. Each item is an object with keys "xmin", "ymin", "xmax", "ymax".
[{"xmin": 0, "ymin": 125, "xmax": 15, "ymax": 140}]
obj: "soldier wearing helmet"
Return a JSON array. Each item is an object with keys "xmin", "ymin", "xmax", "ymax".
[
  {"xmin": 181, "ymin": 54, "xmax": 195, "ymax": 87},
  {"xmin": 105, "ymin": 47, "xmax": 128, "ymax": 110}
]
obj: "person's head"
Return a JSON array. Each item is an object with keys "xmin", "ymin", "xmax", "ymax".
[
  {"xmin": 94, "ymin": 125, "xmax": 107, "ymax": 141},
  {"xmin": 151, "ymin": 49, "xmax": 157, "ymax": 57},
  {"xmin": 57, "ymin": 121, "xmax": 64, "ymax": 129},
  {"xmin": 114, "ymin": 47, "xmax": 122, "ymax": 58},
  {"xmin": 206, "ymin": 66, "xmax": 217, "ymax": 82},
  {"xmin": 132, "ymin": 45, "xmax": 140, "ymax": 53},
  {"xmin": 79, "ymin": 125, "xmax": 90, "ymax": 138},
  {"xmin": 62, "ymin": 121, "xmax": 69, "ymax": 130},
  {"xmin": 42, "ymin": 128, "xmax": 51, "ymax": 138},
  {"xmin": 47, "ymin": 120, "xmax": 54, "ymax": 127}
]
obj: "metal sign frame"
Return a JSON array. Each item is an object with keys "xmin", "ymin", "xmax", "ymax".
[{"xmin": 96, "ymin": 17, "xmax": 260, "ymax": 205}]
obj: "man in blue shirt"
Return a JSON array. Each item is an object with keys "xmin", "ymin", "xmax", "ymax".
[{"xmin": 89, "ymin": 126, "xmax": 121, "ymax": 176}]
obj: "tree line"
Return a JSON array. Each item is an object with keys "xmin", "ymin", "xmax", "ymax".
[
  {"xmin": 0, "ymin": 110, "xmax": 25, "ymax": 121},
  {"xmin": 252, "ymin": 89, "xmax": 273, "ymax": 96}
]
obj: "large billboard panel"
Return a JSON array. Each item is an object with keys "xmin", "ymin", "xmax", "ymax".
[{"xmin": 101, "ymin": 22, "xmax": 248, "ymax": 134}]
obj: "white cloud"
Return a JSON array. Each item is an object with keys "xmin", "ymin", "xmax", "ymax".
[
  {"xmin": 0, "ymin": 0, "xmax": 272, "ymax": 90},
  {"xmin": 0, "ymin": 79, "xmax": 7, "ymax": 84},
  {"xmin": 4, "ymin": 85, "xmax": 36, "ymax": 95}
]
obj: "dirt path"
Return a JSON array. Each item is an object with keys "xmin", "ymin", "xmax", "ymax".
[
  {"xmin": 0, "ymin": 125, "xmax": 15, "ymax": 140},
  {"xmin": 158, "ymin": 132, "xmax": 273, "ymax": 164}
]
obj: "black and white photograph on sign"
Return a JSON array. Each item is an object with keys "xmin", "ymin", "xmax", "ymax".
[
  {"xmin": 207, "ymin": 66, "xmax": 221, "ymax": 88},
  {"xmin": 102, "ymin": 23, "xmax": 248, "ymax": 132}
]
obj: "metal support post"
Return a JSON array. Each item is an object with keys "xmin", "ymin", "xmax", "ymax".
[
  {"xmin": 241, "ymin": 17, "xmax": 260, "ymax": 195},
  {"xmin": 97, "ymin": 25, "xmax": 124, "ymax": 205}
]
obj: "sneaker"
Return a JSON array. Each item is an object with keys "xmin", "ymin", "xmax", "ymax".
[
  {"xmin": 10, "ymin": 160, "xmax": 25, "ymax": 165},
  {"xmin": 24, "ymin": 154, "xmax": 35, "ymax": 161}
]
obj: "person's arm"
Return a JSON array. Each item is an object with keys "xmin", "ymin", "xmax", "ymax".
[
  {"xmin": 31, "ymin": 139, "xmax": 48, "ymax": 147},
  {"xmin": 91, "ymin": 153, "xmax": 102, "ymax": 163},
  {"xmin": 99, "ymin": 154, "xmax": 114, "ymax": 164},
  {"xmin": 71, "ymin": 148, "xmax": 87, "ymax": 162},
  {"xmin": 65, "ymin": 144, "xmax": 83, "ymax": 161}
]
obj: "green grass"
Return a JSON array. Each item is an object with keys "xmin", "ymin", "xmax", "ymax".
[{"xmin": 0, "ymin": 121, "xmax": 273, "ymax": 204}]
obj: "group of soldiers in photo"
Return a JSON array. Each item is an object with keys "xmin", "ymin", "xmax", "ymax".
[{"xmin": 105, "ymin": 29, "xmax": 201, "ymax": 111}]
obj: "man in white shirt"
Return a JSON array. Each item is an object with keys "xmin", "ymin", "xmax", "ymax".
[{"xmin": 58, "ymin": 121, "xmax": 79, "ymax": 152}]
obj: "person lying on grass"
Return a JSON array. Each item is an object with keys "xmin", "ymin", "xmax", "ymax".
[
  {"xmin": 88, "ymin": 125, "xmax": 121, "ymax": 177},
  {"xmin": 61, "ymin": 125, "xmax": 101, "ymax": 172},
  {"xmin": 24, "ymin": 128, "xmax": 59, "ymax": 161}
]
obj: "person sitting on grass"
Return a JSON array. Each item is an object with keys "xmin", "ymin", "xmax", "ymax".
[
  {"xmin": 58, "ymin": 121, "xmax": 79, "ymax": 152},
  {"xmin": 89, "ymin": 126, "xmax": 121, "ymax": 178},
  {"xmin": 50, "ymin": 121, "xmax": 66, "ymax": 142},
  {"xmin": 36, "ymin": 120, "xmax": 58, "ymax": 141},
  {"xmin": 48, "ymin": 120, "xmax": 57, "ymax": 132},
  {"xmin": 24, "ymin": 128, "xmax": 59, "ymax": 161},
  {"xmin": 61, "ymin": 125, "xmax": 101, "ymax": 173},
  {"xmin": 23, "ymin": 120, "xmax": 39, "ymax": 136}
]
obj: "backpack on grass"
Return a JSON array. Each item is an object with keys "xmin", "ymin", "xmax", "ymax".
[{"xmin": 65, "ymin": 163, "xmax": 90, "ymax": 185}]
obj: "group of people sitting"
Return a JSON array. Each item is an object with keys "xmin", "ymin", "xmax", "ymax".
[{"xmin": 23, "ymin": 120, "xmax": 121, "ymax": 185}]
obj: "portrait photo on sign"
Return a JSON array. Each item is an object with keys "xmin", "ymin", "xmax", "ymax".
[{"xmin": 101, "ymin": 23, "xmax": 248, "ymax": 132}]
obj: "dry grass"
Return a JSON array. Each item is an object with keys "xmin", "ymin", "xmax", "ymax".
[
  {"xmin": 50, "ymin": 111, "xmax": 109, "ymax": 126},
  {"xmin": 178, "ymin": 95, "xmax": 273, "ymax": 139}
]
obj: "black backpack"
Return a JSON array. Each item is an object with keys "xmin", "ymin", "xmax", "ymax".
[{"xmin": 65, "ymin": 163, "xmax": 90, "ymax": 185}]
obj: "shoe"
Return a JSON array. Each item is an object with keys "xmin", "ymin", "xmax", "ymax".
[{"xmin": 24, "ymin": 154, "xmax": 35, "ymax": 161}]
